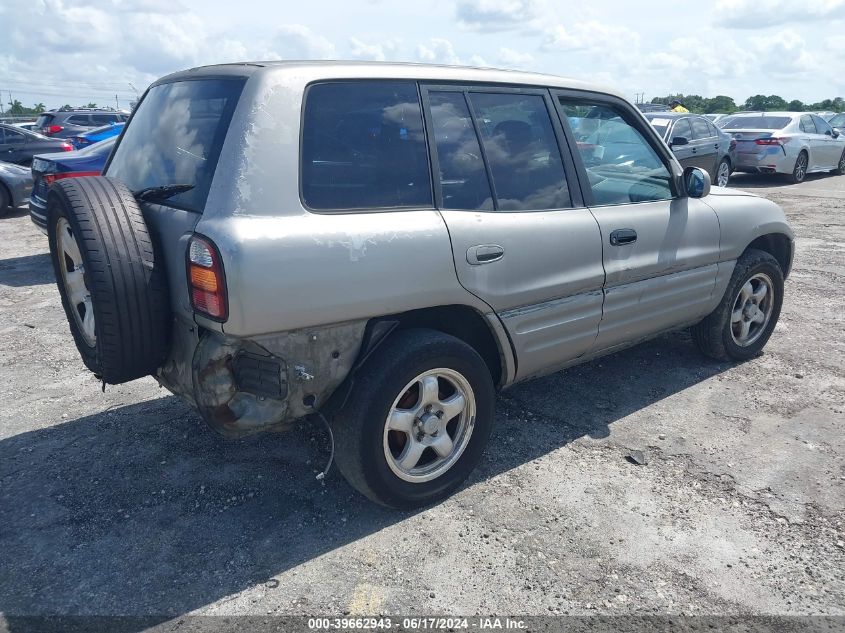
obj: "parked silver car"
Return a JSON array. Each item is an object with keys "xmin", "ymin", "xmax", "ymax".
[
  {"xmin": 0, "ymin": 161, "xmax": 33, "ymax": 217},
  {"xmin": 719, "ymin": 112, "xmax": 845, "ymax": 182},
  {"xmin": 44, "ymin": 62, "xmax": 794, "ymax": 508}
]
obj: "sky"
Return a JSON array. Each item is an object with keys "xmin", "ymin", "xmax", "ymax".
[{"xmin": 1, "ymin": 0, "xmax": 844, "ymax": 112}]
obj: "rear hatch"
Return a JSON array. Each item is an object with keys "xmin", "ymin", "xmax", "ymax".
[{"xmin": 104, "ymin": 75, "xmax": 247, "ymax": 321}]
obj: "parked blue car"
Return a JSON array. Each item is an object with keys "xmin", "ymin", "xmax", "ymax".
[
  {"xmin": 29, "ymin": 136, "xmax": 116, "ymax": 232},
  {"xmin": 69, "ymin": 122, "xmax": 125, "ymax": 150}
]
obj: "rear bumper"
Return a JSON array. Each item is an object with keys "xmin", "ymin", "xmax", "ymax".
[
  {"xmin": 29, "ymin": 196, "xmax": 48, "ymax": 234},
  {"xmin": 734, "ymin": 148, "xmax": 794, "ymax": 174}
]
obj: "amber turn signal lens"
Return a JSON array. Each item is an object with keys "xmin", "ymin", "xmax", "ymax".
[{"xmin": 190, "ymin": 265, "xmax": 218, "ymax": 292}]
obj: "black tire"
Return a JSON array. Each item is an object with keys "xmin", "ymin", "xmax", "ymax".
[
  {"xmin": 47, "ymin": 176, "xmax": 170, "ymax": 384},
  {"xmin": 331, "ymin": 329, "xmax": 495, "ymax": 509},
  {"xmin": 0, "ymin": 184, "xmax": 10, "ymax": 218},
  {"xmin": 788, "ymin": 151, "xmax": 808, "ymax": 184},
  {"xmin": 833, "ymin": 150, "xmax": 845, "ymax": 176},
  {"xmin": 692, "ymin": 249, "xmax": 784, "ymax": 361},
  {"xmin": 716, "ymin": 158, "xmax": 731, "ymax": 187}
]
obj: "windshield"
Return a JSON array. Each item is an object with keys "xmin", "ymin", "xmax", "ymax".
[
  {"xmin": 106, "ymin": 77, "xmax": 245, "ymax": 212},
  {"xmin": 720, "ymin": 115, "xmax": 791, "ymax": 130}
]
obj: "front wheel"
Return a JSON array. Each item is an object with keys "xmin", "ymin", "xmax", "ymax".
[
  {"xmin": 833, "ymin": 150, "xmax": 845, "ymax": 176},
  {"xmin": 692, "ymin": 249, "xmax": 784, "ymax": 361},
  {"xmin": 716, "ymin": 158, "xmax": 731, "ymax": 187},
  {"xmin": 331, "ymin": 329, "xmax": 495, "ymax": 509}
]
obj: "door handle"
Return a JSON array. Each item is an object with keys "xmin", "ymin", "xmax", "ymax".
[
  {"xmin": 610, "ymin": 229, "xmax": 637, "ymax": 246},
  {"xmin": 467, "ymin": 244, "xmax": 504, "ymax": 265}
]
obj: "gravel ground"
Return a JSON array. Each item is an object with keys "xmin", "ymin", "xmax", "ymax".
[{"xmin": 0, "ymin": 172, "xmax": 843, "ymax": 621}]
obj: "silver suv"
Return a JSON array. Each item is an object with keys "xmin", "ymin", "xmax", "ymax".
[{"xmin": 45, "ymin": 62, "xmax": 794, "ymax": 508}]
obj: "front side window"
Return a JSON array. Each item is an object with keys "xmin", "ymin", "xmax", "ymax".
[
  {"xmin": 301, "ymin": 81, "xmax": 432, "ymax": 210},
  {"xmin": 428, "ymin": 91, "xmax": 493, "ymax": 210},
  {"xmin": 560, "ymin": 98, "xmax": 674, "ymax": 206},
  {"xmin": 811, "ymin": 115, "xmax": 833, "ymax": 136},
  {"xmin": 107, "ymin": 77, "xmax": 245, "ymax": 213},
  {"xmin": 467, "ymin": 92, "xmax": 571, "ymax": 210}
]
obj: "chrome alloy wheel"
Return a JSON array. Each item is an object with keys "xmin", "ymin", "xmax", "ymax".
[
  {"xmin": 730, "ymin": 273, "xmax": 774, "ymax": 347},
  {"xmin": 57, "ymin": 217, "xmax": 95, "ymax": 346},
  {"xmin": 383, "ymin": 368, "xmax": 476, "ymax": 483},
  {"xmin": 717, "ymin": 161, "xmax": 730, "ymax": 187},
  {"xmin": 794, "ymin": 153, "xmax": 807, "ymax": 182}
]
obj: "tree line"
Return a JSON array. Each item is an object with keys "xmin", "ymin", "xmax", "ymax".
[
  {"xmin": 651, "ymin": 94, "xmax": 844, "ymax": 114},
  {"xmin": 3, "ymin": 100, "xmax": 99, "ymax": 116}
]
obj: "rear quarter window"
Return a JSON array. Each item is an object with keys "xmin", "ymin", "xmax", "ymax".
[
  {"xmin": 301, "ymin": 81, "xmax": 433, "ymax": 211},
  {"xmin": 106, "ymin": 77, "xmax": 245, "ymax": 213}
]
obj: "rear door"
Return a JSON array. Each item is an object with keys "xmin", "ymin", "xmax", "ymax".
[
  {"xmin": 668, "ymin": 118, "xmax": 695, "ymax": 168},
  {"xmin": 0, "ymin": 127, "xmax": 28, "ymax": 164},
  {"xmin": 555, "ymin": 94, "xmax": 721, "ymax": 354},
  {"xmin": 690, "ymin": 116, "xmax": 719, "ymax": 177},
  {"xmin": 422, "ymin": 85, "xmax": 605, "ymax": 381}
]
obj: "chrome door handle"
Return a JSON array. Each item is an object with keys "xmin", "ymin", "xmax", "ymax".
[{"xmin": 467, "ymin": 244, "xmax": 504, "ymax": 265}]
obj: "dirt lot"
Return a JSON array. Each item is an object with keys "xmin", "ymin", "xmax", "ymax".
[{"xmin": 0, "ymin": 172, "xmax": 843, "ymax": 621}]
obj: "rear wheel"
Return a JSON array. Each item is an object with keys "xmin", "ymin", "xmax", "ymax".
[
  {"xmin": 0, "ymin": 185, "xmax": 10, "ymax": 218},
  {"xmin": 331, "ymin": 329, "xmax": 495, "ymax": 509},
  {"xmin": 716, "ymin": 158, "xmax": 731, "ymax": 187},
  {"xmin": 789, "ymin": 151, "xmax": 808, "ymax": 183},
  {"xmin": 692, "ymin": 249, "xmax": 783, "ymax": 361}
]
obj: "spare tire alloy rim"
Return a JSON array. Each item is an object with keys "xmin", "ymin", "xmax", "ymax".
[
  {"xmin": 795, "ymin": 154, "xmax": 807, "ymax": 181},
  {"xmin": 383, "ymin": 368, "xmax": 476, "ymax": 483},
  {"xmin": 731, "ymin": 272, "xmax": 774, "ymax": 347},
  {"xmin": 839, "ymin": 152, "xmax": 845, "ymax": 172},
  {"xmin": 57, "ymin": 217, "xmax": 95, "ymax": 346},
  {"xmin": 717, "ymin": 161, "xmax": 730, "ymax": 187}
]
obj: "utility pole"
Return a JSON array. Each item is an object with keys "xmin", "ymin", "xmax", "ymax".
[{"xmin": 115, "ymin": 94, "xmax": 119, "ymax": 110}]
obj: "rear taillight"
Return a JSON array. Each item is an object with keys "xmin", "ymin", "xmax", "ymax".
[
  {"xmin": 60, "ymin": 143, "xmax": 73, "ymax": 152},
  {"xmin": 755, "ymin": 137, "xmax": 790, "ymax": 146},
  {"xmin": 43, "ymin": 171, "xmax": 101, "ymax": 186},
  {"xmin": 187, "ymin": 235, "xmax": 228, "ymax": 321},
  {"xmin": 44, "ymin": 125, "xmax": 63, "ymax": 135}
]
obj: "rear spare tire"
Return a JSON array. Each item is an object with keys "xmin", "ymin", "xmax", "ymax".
[{"xmin": 47, "ymin": 176, "xmax": 170, "ymax": 384}]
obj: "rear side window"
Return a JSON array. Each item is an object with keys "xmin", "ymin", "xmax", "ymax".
[
  {"xmin": 107, "ymin": 77, "xmax": 245, "ymax": 213},
  {"xmin": 92, "ymin": 114, "xmax": 119, "ymax": 125},
  {"xmin": 301, "ymin": 81, "xmax": 432, "ymax": 210},
  {"xmin": 428, "ymin": 91, "xmax": 493, "ymax": 210},
  {"xmin": 691, "ymin": 117, "xmax": 712, "ymax": 139},
  {"xmin": 467, "ymin": 92, "xmax": 571, "ymax": 210},
  {"xmin": 66, "ymin": 115, "xmax": 90, "ymax": 125},
  {"xmin": 800, "ymin": 115, "xmax": 817, "ymax": 134}
]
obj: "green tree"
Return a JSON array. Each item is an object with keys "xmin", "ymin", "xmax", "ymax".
[
  {"xmin": 85, "ymin": 102, "xmax": 97, "ymax": 108},
  {"xmin": 743, "ymin": 94, "xmax": 787, "ymax": 111},
  {"xmin": 7, "ymin": 99, "xmax": 25, "ymax": 115},
  {"xmin": 703, "ymin": 95, "xmax": 737, "ymax": 113},
  {"xmin": 787, "ymin": 99, "xmax": 805, "ymax": 111},
  {"xmin": 33, "ymin": 103, "xmax": 45, "ymax": 113}
]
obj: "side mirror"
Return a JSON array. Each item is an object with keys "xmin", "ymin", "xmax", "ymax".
[
  {"xmin": 683, "ymin": 166, "xmax": 711, "ymax": 198},
  {"xmin": 825, "ymin": 129, "xmax": 833, "ymax": 137},
  {"xmin": 671, "ymin": 136, "xmax": 689, "ymax": 147},
  {"xmin": 834, "ymin": 128, "xmax": 842, "ymax": 138}
]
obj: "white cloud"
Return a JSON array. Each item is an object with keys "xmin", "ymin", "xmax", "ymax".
[
  {"xmin": 541, "ymin": 21, "xmax": 640, "ymax": 53},
  {"xmin": 714, "ymin": 0, "xmax": 845, "ymax": 28},
  {"xmin": 348, "ymin": 37, "xmax": 401, "ymax": 61},
  {"xmin": 497, "ymin": 47, "xmax": 534, "ymax": 68},
  {"xmin": 270, "ymin": 24, "xmax": 336, "ymax": 59},
  {"xmin": 751, "ymin": 30, "xmax": 817, "ymax": 77},
  {"xmin": 456, "ymin": 0, "xmax": 538, "ymax": 31},
  {"xmin": 416, "ymin": 38, "xmax": 462, "ymax": 65}
]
